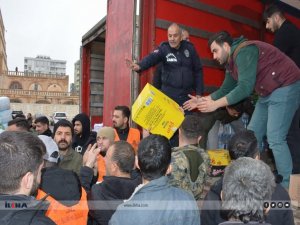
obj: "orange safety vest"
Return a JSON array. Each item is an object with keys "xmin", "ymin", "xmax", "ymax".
[
  {"xmin": 36, "ymin": 188, "xmax": 88, "ymax": 225},
  {"xmin": 114, "ymin": 128, "xmax": 140, "ymax": 151},
  {"xmin": 97, "ymin": 154, "xmax": 106, "ymax": 182}
]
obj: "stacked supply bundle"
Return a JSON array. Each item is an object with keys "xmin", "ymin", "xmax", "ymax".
[{"xmin": 0, "ymin": 97, "xmax": 12, "ymax": 131}]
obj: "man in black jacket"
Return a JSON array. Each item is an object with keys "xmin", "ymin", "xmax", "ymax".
[
  {"xmin": 264, "ymin": 4, "xmax": 300, "ymax": 174},
  {"xmin": 35, "ymin": 116, "xmax": 52, "ymax": 137},
  {"xmin": 72, "ymin": 113, "xmax": 97, "ymax": 155},
  {"xmin": 201, "ymin": 130, "xmax": 294, "ymax": 225},
  {"xmin": 85, "ymin": 141, "xmax": 141, "ymax": 225},
  {"xmin": 264, "ymin": 4, "xmax": 300, "ymax": 68},
  {"xmin": 127, "ymin": 23, "xmax": 203, "ymax": 107},
  {"xmin": 152, "ymin": 28, "xmax": 191, "ymax": 90},
  {"xmin": 0, "ymin": 131, "xmax": 55, "ymax": 225}
]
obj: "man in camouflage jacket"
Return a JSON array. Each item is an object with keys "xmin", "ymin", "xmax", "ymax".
[{"xmin": 168, "ymin": 115, "xmax": 210, "ymax": 200}]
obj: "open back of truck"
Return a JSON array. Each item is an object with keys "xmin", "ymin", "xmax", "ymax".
[{"xmin": 81, "ymin": 0, "xmax": 300, "ymax": 126}]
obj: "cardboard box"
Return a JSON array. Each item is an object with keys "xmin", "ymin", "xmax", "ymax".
[
  {"xmin": 207, "ymin": 149, "xmax": 231, "ymax": 177},
  {"xmin": 289, "ymin": 174, "xmax": 300, "ymax": 207},
  {"xmin": 132, "ymin": 83, "xmax": 184, "ymax": 139},
  {"xmin": 207, "ymin": 149, "xmax": 231, "ymax": 166}
]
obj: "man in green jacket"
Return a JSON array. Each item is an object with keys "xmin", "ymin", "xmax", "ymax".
[
  {"xmin": 184, "ymin": 31, "xmax": 300, "ymax": 188},
  {"xmin": 53, "ymin": 119, "xmax": 83, "ymax": 176}
]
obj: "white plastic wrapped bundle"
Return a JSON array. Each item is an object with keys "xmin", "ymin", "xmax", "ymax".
[
  {"xmin": 0, "ymin": 97, "xmax": 10, "ymax": 111},
  {"xmin": 0, "ymin": 109, "xmax": 12, "ymax": 124}
]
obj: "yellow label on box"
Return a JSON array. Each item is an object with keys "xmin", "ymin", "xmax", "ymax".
[
  {"xmin": 207, "ymin": 149, "xmax": 231, "ymax": 166},
  {"xmin": 132, "ymin": 83, "xmax": 184, "ymax": 139}
]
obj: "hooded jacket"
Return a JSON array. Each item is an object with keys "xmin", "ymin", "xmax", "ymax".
[
  {"xmin": 0, "ymin": 194, "xmax": 55, "ymax": 225},
  {"xmin": 72, "ymin": 113, "xmax": 96, "ymax": 155},
  {"xmin": 36, "ymin": 166, "xmax": 88, "ymax": 225},
  {"xmin": 201, "ymin": 176, "xmax": 294, "ymax": 225}
]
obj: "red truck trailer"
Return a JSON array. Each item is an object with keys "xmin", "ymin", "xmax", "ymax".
[{"xmin": 80, "ymin": 0, "xmax": 300, "ymax": 127}]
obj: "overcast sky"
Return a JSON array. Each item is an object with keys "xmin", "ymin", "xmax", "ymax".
[{"xmin": 0, "ymin": 0, "xmax": 107, "ymax": 84}]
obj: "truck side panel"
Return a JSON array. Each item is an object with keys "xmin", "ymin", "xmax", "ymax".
[{"xmin": 103, "ymin": 0, "xmax": 136, "ymax": 125}]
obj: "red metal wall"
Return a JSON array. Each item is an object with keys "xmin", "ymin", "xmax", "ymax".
[
  {"xmin": 102, "ymin": 0, "xmax": 136, "ymax": 125},
  {"xmin": 139, "ymin": 0, "xmax": 265, "ymax": 91},
  {"xmin": 138, "ymin": 0, "xmax": 300, "ymax": 92}
]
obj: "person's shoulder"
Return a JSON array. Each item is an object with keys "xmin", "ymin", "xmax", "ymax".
[
  {"xmin": 90, "ymin": 131, "xmax": 97, "ymax": 139},
  {"xmin": 171, "ymin": 148, "xmax": 188, "ymax": 164},
  {"xmin": 271, "ymin": 183, "xmax": 291, "ymax": 200},
  {"xmin": 91, "ymin": 182, "xmax": 105, "ymax": 197},
  {"xmin": 183, "ymin": 40, "xmax": 195, "ymax": 46},
  {"xmin": 43, "ymin": 166, "xmax": 77, "ymax": 178},
  {"xmin": 169, "ymin": 185, "xmax": 196, "ymax": 199},
  {"xmin": 282, "ymin": 20, "xmax": 299, "ymax": 31},
  {"xmin": 129, "ymin": 127, "xmax": 140, "ymax": 133},
  {"xmin": 182, "ymin": 40, "xmax": 196, "ymax": 49},
  {"xmin": 72, "ymin": 149, "xmax": 83, "ymax": 159},
  {"xmin": 159, "ymin": 41, "xmax": 169, "ymax": 47}
]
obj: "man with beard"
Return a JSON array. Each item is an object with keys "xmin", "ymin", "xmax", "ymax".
[
  {"xmin": 0, "ymin": 131, "xmax": 55, "ymax": 225},
  {"xmin": 53, "ymin": 119, "xmax": 83, "ymax": 176},
  {"xmin": 80, "ymin": 127, "xmax": 116, "ymax": 190},
  {"xmin": 183, "ymin": 31, "xmax": 300, "ymax": 188},
  {"xmin": 112, "ymin": 106, "xmax": 140, "ymax": 151},
  {"xmin": 96, "ymin": 127, "xmax": 116, "ymax": 182},
  {"xmin": 72, "ymin": 113, "xmax": 97, "ymax": 155},
  {"xmin": 264, "ymin": 4, "xmax": 300, "ymax": 174}
]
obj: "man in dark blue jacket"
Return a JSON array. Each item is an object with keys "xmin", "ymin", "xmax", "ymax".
[{"xmin": 127, "ymin": 23, "xmax": 203, "ymax": 107}]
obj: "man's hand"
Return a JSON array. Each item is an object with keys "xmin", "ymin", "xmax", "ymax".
[
  {"xmin": 197, "ymin": 97, "xmax": 219, "ymax": 112},
  {"xmin": 125, "ymin": 58, "xmax": 140, "ymax": 71},
  {"xmin": 183, "ymin": 94, "xmax": 200, "ymax": 111},
  {"xmin": 83, "ymin": 143, "xmax": 100, "ymax": 168},
  {"xmin": 197, "ymin": 96, "xmax": 227, "ymax": 113}
]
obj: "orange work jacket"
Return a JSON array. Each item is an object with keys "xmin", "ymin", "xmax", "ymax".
[
  {"xmin": 36, "ymin": 188, "xmax": 88, "ymax": 225},
  {"xmin": 114, "ymin": 127, "xmax": 140, "ymax": 151},
  {"xmin": 97, "ymin": 154, "xmax": 106, "ymax": 182}
]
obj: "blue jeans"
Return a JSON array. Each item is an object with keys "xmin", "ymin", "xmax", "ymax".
[{"xmin": 248, "ymin": 80, "xmax": 300, "ymax": 188}]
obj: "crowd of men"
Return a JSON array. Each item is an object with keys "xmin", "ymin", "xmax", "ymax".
[{"xmin": 0, "ymin": 3, "xmax": 299, "ymax": 225}]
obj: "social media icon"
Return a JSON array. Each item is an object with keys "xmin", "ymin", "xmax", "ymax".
[
  {"xmin": 264, "ymin": 202, "xmax": 270, "ymax": 208},
  {"xmin": 271, "ymin": 202, "xmax": 276, "ymax": 208},
  {"xmin": 284, "ymin": 202, "xmax": 290, "ymax": 208},
  {"xmin": 277, "ymin": 202, "xmax": 283, "ymax": 208}
]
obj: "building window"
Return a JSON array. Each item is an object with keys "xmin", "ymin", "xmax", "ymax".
[{"xmin": 9, "ymin": 81, "xmax": 22, "ymax": 89}]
